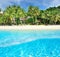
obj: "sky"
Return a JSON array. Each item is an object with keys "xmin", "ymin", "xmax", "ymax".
[{"xmin": 0, "ymin": 0, "xmax": 60, "ymax": 11}]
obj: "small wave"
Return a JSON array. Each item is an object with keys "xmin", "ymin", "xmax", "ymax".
[
  {"xmin": 0, "ymin": 37, "xmax": 38, "ymax": 47},
  {"xmin": 0, "ymin": 36, "xmax": 60, "ymax": 47}
]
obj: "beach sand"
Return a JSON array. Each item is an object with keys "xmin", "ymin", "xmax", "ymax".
[{"xmin": 0, "ymin": 25, "xmax": 60, "ymax": 30}]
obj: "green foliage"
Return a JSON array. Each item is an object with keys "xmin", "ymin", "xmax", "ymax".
[
  {"xmin": 0, "ymin": 14, "xmax": 3, "ymax": 25},
  {"xmin": 26, "ymin": 18, "xmax": 33, "ymax": 25},
  {"xmin": 15, "ymin": 18, "xmax": 20, "ymax": 25},
  {"xmin": 3, "ymin": 5, "xmax": 26, "ymax": 25},
  {"xmin": 27, "ymin": 6, "xmax": 40, "ymax": 24},
  {"xmin": 0, "ymin": 5, "xmax": 60, "ymax": 25}
]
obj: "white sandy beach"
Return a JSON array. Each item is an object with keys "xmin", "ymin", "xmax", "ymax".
[{"xmin": 0, "ymin": 25, "xmax": 60, "ymax": 30}]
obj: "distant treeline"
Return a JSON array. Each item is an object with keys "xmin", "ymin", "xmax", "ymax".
[{"xmin": 0, "ymin": 5, "xmax": 60, "ymax": 25}]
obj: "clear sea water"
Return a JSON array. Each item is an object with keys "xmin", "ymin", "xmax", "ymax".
[{"xmin": 0, "ymin": 30, "xmax": 60, "ymax": 57}]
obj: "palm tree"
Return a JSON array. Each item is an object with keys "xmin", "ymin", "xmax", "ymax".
[
  {"xmin": 4, "ymin": 5, "xmax": 26, "ymax": 25},
  {"xmin": 28, "ymin": 6, "xmax": 40, "ymax": 24}
]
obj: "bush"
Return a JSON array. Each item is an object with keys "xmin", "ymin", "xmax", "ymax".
[{"xmin": 26, "ymin": 18, "xmax": 33, "ymax": 25}]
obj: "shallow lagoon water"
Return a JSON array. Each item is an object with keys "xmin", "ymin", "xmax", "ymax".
[{"xmin": 0, "ymin": 30, "xmax": 60, "ymax": 57}]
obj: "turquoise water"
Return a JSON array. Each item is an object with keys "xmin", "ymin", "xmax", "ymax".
[{"xmin": 0, "ymin": 30, "xmax": 60, "ymax": 57}]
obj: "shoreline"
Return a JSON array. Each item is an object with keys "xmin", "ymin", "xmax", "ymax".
[{"xmin": 0, "ymin": 25, "xmax": 60, "ymax": 30}]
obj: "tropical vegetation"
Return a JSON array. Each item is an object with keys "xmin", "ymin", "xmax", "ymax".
[{"xmin": 0, "ymin": 5, "xmax": 60, "ymax": 25}]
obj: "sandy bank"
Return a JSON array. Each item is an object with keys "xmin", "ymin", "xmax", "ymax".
[{"xmin": 0, "ymin": 25, "xmax": 60, "ymax": 30}]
